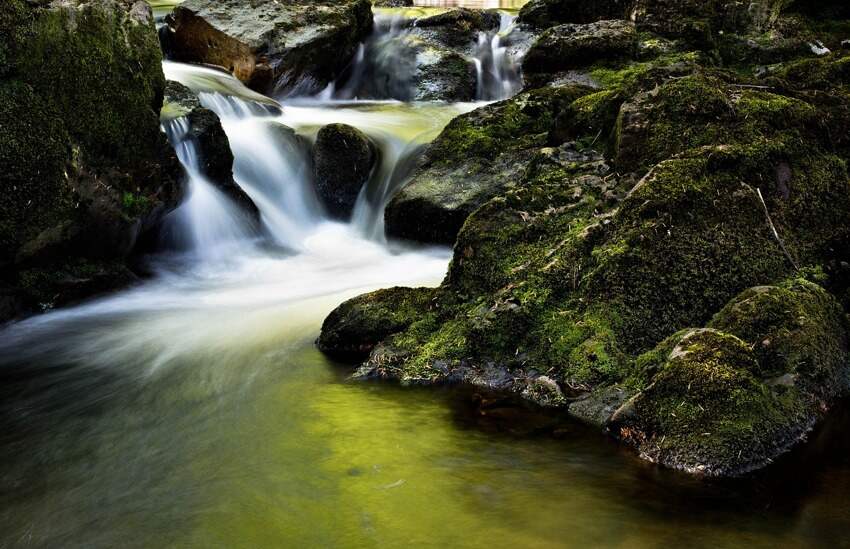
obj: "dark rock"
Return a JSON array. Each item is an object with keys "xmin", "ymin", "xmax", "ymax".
[
  {"xmin": 162, "ymin": 81, "xmax": 259, "ymax": 220},
  {"xmin": 317, "ymin": 287, "xmax": 435, "ymax": 361},
  {"xmin": 518, "ymin": 0, "xmax": 633, "ymax": 28},
  {"xmin": 166, "ymin": 0, "xmax": 373, "ymax": 95},
  {"xmin": 523, "ymin": 20, "xmax": 637, "ymax": 76},
  {"xmin": 312, "ymin": 123, "xmax": 376, "ymax": 220},
  {"xmin": 412, "ymin": 8, "xmax": 501, "ymax": 48},
  {"xmin": 611, "ymin": 281, "xmax": 850, "ymax": 476},
  {"xmin": 385, "ymin": 85, "xmax": 593, "ymax": 244}
]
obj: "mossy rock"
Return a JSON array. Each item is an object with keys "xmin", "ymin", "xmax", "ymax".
[
  {"xmin": 317, "ymin": 287, "xmax": 437, "ymax": 361},
  {"xmin": 610, "ymin": 279, "xmax": 848, "ymax": 476},
  {"xmin": 523, "ymin": 20, "xmax": 638, "ymax": 77},
  {"xmin": 385, "ymin": 85, "xmax": 594, "ymax": 244},
  {"xmin": 517, "ymin": 0, "xmax": 633, "ymax": 29},
  {"xmin": 1, "ymin": 0, "xmax": 182, "ymax": 318}
]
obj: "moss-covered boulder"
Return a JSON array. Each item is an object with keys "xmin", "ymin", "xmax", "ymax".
[
  {"xmin": 317, "ymin": 287, "xmax": 436, "ymax": 361},
  {"xmin": 412, "ymin": 8, "xmax": 501, "ymax": 48},
  {"xmin": 517, "ymin": 0, "xmax": 633, "ymax": 29},
  {"xmin": 522, "ymin": 20, "xmax": 638, "ymax": 77},
  {"xmin": 1, "ymin": 0, "xmax": 181, "ymax": 318},
  {"xmin": 384, "ymin": 85, "xmax": 594, "ymax": 243},
  {"xmin": 610, "ymin": 279, "xmax": 849, "ymax": 476},
  {"xmin": 166, "ymin": 0, "xmax": 373, "ymax": 95},
  {"xmin": 312, "ymin": 123, "xmax": 376, "ymax": 220}
]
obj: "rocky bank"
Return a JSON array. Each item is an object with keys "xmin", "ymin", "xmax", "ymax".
[{"xmin": 321, "ymin": 0, "xmax": 850, "ymax": 476}]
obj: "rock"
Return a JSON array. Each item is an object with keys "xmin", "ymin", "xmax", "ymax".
[
  {"xmin": 412, "ymin": 8, "xmax": 501, "ymax": 48},
  {"xmin": 1, "ymin": 0, "xmax": 182, "ymax": 313},
  {"xmin": 611, "ymin": 281, "xmax": 850, "ymax": 476},
  {"xmin": 518, "ymin": 0, "xmax": 633, "ymax": 28},
  {"xmin": 317, "ymin": 287, "xmax": 435, "ymax": 361},
  {"xmin": 166, "ymin": 0, "xmax": 373, "ymax": 95},
  {"xmin": 373, "ymin": 0, "xmax": 412, "ymax": 6},
  {"xmin": 312, "ymin": 123, "xmax": 376, "ymax": 220},
  {"xmin": 384, "ymin": 85, "xmax": 593, "ymax": 244},
  {"xmin": 523, "ymin": 20, "xmax": 637, "ymax": 76},
  {"xmin": 162, "ymin": 81, "xmax": 258, "ymax": 218}
]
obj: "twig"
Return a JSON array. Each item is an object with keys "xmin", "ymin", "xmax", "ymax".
[{"xmin": 756, "ymin": 187, "xmax": 799, "ymax": 271}]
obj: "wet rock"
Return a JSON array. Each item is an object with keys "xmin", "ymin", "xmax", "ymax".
[
  {"xmin": 317, "ymin": 287, "xmax": 434, "ymax": 361},
  {"xmin": 312, "ymin": 123, "xmax": 376, "ymax": 220},
  {"xmin": 166, "ymin": 0, "xmax": 373, "ymax": 95},
  {"xmin": 568, "ymin": 386, "xmax": 631, "ymax": 427},
  {"xmin": 412, "ymin": 8, "xmax": 501, "ymax": 48},
  {"xmin": 346, "ymin": 30, "xmax": 478, "ymax": 102},
  {"xmin": 523, "ymin": 20, "xmax": 637, "ymax": 76},
  {"xmin": 373, "ymin": 0, "xmax": 412, "ymax": 6},
  {"xmin": 1, "ymin": 0, "xmax": 182, "ymax": 313},
  {"xmin": 385, "ymin": 85, "xmax": 592, "ymax": 244},
  {"xmin": 611, "ymin": 281, "xmax": 850, "ymax": 477},
  {"xmin": 162, "ymin": 81, "xmax": 259, "ymax": 219},
  {"xmin": 518, "ymin": 0, "xmax": 633, "ymax": 29}
]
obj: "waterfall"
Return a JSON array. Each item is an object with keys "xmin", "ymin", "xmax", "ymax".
[
  {"xmin": 473, "ymin": 13, "xmax": 522, "ymax": 101},
  {"xmin": 160, "ymin": 117, "xmax": 258, "ymax": 260},
  {"xmin": 199, "ymin": 93, "xmax": 324, "ymax": 251}
]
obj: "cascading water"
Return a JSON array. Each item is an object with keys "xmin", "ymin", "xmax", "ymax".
[
  {"xmin": 323, "ymin": 11, "xmax": 522, "ymax": 103},
  {"xmin": 160, "ymin": 116, "xmax": 258, "ymax": 260},
  {"xmin": 473, "ymin": 13, "xmax": 523, "ymax": 101}
]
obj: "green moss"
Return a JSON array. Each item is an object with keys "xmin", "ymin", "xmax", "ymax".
[
  {"xmin": 0, "ymin": 80, "xmax": 74, "ymax": 264},
  {"xmin": 316, "ymin": 287, "xmax": 437, "ymax": 360},
  {"xmin": 709, "ymin": 278, "xmax": 850, "ymax": 395},
  {"xmin": 615, "ymin": 329, "xmax": 809, "ymax": 475}
]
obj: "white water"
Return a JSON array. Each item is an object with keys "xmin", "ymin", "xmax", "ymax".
[
  {"xmin": 160, "ymin": 116, "xmax": 258, "ymax": 260},
  {"xmin": 474, "ymin": 13, "xmax": 522, "ymax": 101}
]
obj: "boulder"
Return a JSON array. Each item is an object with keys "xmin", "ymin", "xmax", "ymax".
[
  {"xmin": 317, "ymin": 287, "xmax": 435, "ymax": 361},
  {"xmin": 312, "ymin": 123, "xmax": 376, "ymax": 220},
  {"xmin": 162, "ymin": 81, "xmax": 258, "ymax": 218},
  {"xmin": 384, "ymin": 85, "xmax": 593, "ymax": 244},
  {"xmin": 412, "ymin": 8, "xmax": 501, "ymax": 48},
  {"xmin": 322, "ymin": 57, "xmax": 850, "ymax": 475},
  {"xmin": 339, "ymin": 24, "xmax": 478, "ymax": 102},
  {"xmin": 518, "ymin": 0, "xmax": 634, "ymax": 28},
  {"xmin": 611, "ymin": 280, "xmax": 849, "ymax": 475},
  {"xmin": 0, "ymin": 0, "xmax": 182, "ymax": 318},
  {"xmin": 165, "ymin": 0, "xmax": 373, "ymax": 95},
  {"xmin": 522, "ymin": 20, "xmax": 637, "ymax": 76}
]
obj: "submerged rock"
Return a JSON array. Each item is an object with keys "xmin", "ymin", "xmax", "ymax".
[
  {"xmin": 0, "ymin": 0, "xmax": 182, "ymax": 318},
  {"xmin": 312, "ymin": 123, "xmax": 376, "ymax": 220},
  {"xmin": 165, "ymin": 0, "xmax": 373, "ymax": 95}
]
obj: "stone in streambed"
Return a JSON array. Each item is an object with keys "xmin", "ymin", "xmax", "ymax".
[
  {"xmin": 162, "ymin": 81, "xmax": 259, "ymax": 220},
  {"xmin": 384, "ymin": 85, "xmax": 594, "ymax": 244},
  {"xmin": 312, "ymin": 123, "xmax": 377, "ymax": 220}
]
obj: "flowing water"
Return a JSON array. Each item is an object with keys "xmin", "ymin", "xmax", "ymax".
[{"xmin": 3, "ymin": 4, "xmax": 850, "ymax": 547}]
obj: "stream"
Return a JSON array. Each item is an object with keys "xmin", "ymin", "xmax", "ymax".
[{"xmin": 1, "ymin": 2, "xmax": 850, "ymax": 548}]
